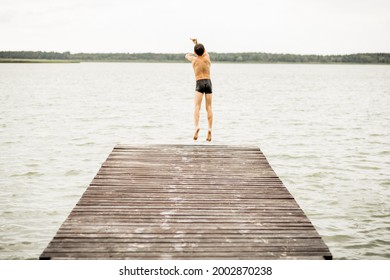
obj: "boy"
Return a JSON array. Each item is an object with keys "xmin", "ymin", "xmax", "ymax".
[{"xmin": 185, "ymin": 39, "xmax": 213, "ymax": 141}]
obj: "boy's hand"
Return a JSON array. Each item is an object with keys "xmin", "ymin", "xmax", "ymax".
[{"xmin": 190, "ymin": 38, "xmax": 198, "ymax": 44}]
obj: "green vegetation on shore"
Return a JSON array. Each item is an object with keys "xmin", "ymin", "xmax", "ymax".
[
  {"xmin": 0, "ymin": 58, "xmax": 80, "ymax": 63},
  {"xmin": 1, "ymin": 51, "xmax": 390, "ymax": 64}
]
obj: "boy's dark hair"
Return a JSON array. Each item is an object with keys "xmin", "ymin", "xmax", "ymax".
[{"xmin": 194, "ymin": 43, "xmax": 205, "ymax": 56}]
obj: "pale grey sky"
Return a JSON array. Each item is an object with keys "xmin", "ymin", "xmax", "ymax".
[{"xmin": 1, "ymin": 0, "xmax": 389, "ymax": 54}]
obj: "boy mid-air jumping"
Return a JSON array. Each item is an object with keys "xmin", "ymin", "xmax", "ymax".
[{"xmin": 185, "ymin": 39, "xmax": 213, "ymax": 142}]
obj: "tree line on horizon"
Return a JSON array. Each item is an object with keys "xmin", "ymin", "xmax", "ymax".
[{"xmin": 1, "ymin": 51, "xmax": 390, "ymax": 64}]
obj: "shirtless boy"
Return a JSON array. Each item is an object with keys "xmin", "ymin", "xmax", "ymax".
[{"xmin": 185, "ymin": 39, "xmax": 213, "ymax": 142}]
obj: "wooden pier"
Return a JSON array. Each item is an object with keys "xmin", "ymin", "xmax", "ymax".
[{"xmin": 40, "ymin": 145, "xmax": 332, "ymax": 259}]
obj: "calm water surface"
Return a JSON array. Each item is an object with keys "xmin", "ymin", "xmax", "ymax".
[{"xmin": 0, "ymin": 62, "xmax": 389, "ymax": 259}]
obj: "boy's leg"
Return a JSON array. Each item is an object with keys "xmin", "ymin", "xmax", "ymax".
[
  {"xmin": 193, "ymin": 92, "xmax": 203, "ymax": 140},
  {"xmin": 205, "ymin": 94, "xmax": 213, "ymax": 141}
]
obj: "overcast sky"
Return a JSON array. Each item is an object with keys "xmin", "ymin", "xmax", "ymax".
[{"xmin": 1, "ymin": 0, "xmax": 389, "ymax": 54}]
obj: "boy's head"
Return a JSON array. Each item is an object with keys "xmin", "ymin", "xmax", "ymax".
[{"xmin": 194, "ymin": 43, "xmax": 205, "ymax": 56}]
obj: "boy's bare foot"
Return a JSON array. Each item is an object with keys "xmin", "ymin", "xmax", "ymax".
[
  {"xmin": 193, "ymin": 127, "xmax": 200, "ymax": 140},
  {"xmin": 206, "ymin": 130, "xmax": 212, "ymax": 142}
]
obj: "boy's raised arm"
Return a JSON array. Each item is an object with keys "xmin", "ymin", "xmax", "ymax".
[{"xmin": 186, "ymin": 38, "xmax": 198, "ymax": 61}]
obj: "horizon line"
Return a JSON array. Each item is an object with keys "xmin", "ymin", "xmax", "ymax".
[{"xmin": 1, "ymin": 50, "xmax": 390, "ymax": 56}]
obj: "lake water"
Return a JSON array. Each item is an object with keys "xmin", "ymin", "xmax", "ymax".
[{"xmin": 0, "ymin": 62, "xmax": 389, "ymax": 260}]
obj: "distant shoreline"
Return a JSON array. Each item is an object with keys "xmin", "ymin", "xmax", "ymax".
[
  {"xmin": 2, "ymin": 59, "xmax": 390, "ymax": 66},
  {"xmin": 1, "ymin": 51, "xmax": 390, "ymax": 64},
  {"xmin": 0, "ymin": 58, "xmax": 80, "ymax": 63}
]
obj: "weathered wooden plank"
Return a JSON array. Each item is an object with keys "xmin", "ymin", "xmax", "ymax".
[
  {"xmin": 69, "ymin": 211, "xmax": 307, "ymax": 217},
  {"xmin": 74, "ymin": 203, "xmax": 299, "ymax": 208},
  {"xmin": 40, "ymin": 145, "xmax": 332, "ymax": 260},
  {"xmin": 79, "ymin": 194, "xmax": 294, "ymax": 200},
  {"xmin": 55, "ymin": 232, "xmax": 321, "ymax": 240},
  {"xmin": 43, "ymin": 247, "xmax": 332, "ymax": 256},
  {"xmin": 40, "ymin": 252, "xmax": 331, "ymax": 260},
  {"xmin": 44, "ymin": 244, "xmax": 330, "ymax": 252}
]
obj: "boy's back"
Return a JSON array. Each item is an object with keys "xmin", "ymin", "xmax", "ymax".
[{"xmin": 193, "ymin": 53, "xmax": 211, "ymax": 80}]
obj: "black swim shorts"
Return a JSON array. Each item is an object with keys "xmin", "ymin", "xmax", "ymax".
[{"xmin": 195, "ymin": 79, "xmax": 212, "ymax": 94}]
